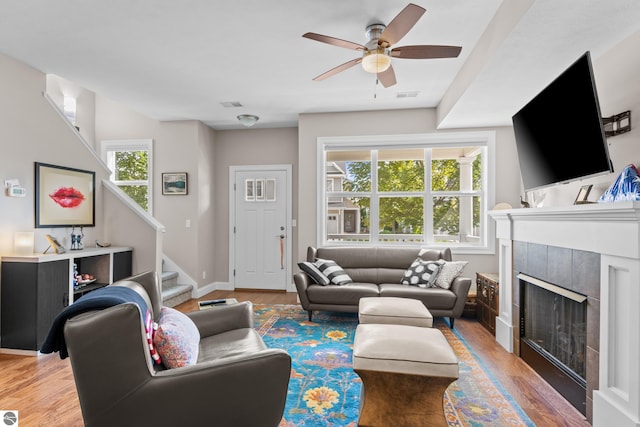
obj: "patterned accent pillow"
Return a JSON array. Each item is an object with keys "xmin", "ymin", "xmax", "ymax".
[
  {"xmin": 401, "ymin": 258, "xmax": 442, "ymax": 288},
  {"xmin": 314, "ymin": 258, "xmax": 353, "ymax": 285},
  {"xmin": 153, "ymin": 307, "xmax": 200, "ymax": 369},
  {"xmin": 298, "ymin": 261, "xmax": 331, "ymax": 285},
  {"xmin": 434, "ymin": 260, "xmax": 469, "ymax": 289}
]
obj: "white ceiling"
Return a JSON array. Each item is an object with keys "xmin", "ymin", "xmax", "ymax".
[{"xmin": 0, "ymin": 1, "xmax": 638, "ymax": 130}]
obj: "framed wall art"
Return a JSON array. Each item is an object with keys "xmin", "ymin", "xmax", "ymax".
[
  {"xmin": 162, "ymin": 172, "xmax": 188, "ymax": 195},
  {"xmin": 35, "ymin": 162, "xmax": 96, "ymax": 228}
]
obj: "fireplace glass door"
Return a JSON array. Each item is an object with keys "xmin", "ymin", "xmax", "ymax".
[{"xmin": 523, "ymin": 282, "xmax": 587, "ymax": 381}]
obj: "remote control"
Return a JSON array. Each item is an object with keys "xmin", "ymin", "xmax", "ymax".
[{"xmin": 199, "ymin": 299, "xmax": 227, "ymax": 306}]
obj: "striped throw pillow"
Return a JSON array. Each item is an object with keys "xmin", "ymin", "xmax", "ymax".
[
  {"xmin": 298, "ymin": 261, "xmax": 331, "ymax": 285},
  {"xmin": 314, "ymin": 258, "xmax": 353, "ymax": 286}
]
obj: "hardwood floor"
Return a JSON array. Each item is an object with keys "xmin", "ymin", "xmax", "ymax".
[{"xmin": 0, "ymin": 290, "xmax": 589, "ymax": 426}]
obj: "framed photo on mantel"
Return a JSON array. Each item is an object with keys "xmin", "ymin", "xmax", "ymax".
[{"xmin": 574, "ymin": 184, "xmax": 593, "ymax": 205}]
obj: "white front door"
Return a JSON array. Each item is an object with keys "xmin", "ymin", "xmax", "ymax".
[{"xmin": 231, "ymin": 166, "xmax": 290, "ymax": 290}]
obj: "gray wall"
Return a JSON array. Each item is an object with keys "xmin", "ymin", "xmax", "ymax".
[
  {"xmin": 213, "ymin": 128, "xmax": 298, "ymax": 283},
  {"xmin": 297, "ymin": 109, "xmax": 521, "ymax": 285},
  {"xmin": 0, "ymin": 54, "xmax": 108, "ymax": 254},
  {"xmin": 94, "ymin": 96, "xmax": 216, "ymax": 290},
  {"xmin": 1, "ymin": 28, "xmax": 638, "ymax": 295}
]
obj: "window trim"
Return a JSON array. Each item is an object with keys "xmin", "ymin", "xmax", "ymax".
[
  {"xmin": 101, "ymin": 139, "xmax": 153, "ymax": 214},
  {"xmin": 317, "ymin": 132, "xmax": 496, "ymax": 254}
]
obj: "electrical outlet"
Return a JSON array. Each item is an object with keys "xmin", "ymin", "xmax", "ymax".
[
  {"xmin": 202, "ymin": 271, "xmax": 206, "ymax": 279},
  {"xmin": 186, "ymin": 219, "xmax": 191, "ymax": 228}
]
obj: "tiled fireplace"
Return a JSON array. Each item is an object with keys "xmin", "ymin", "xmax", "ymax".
[
  {"xmin": 489, "ymin": 202, "xmax": 640, "ymax": 426},
  {"xmin": 513, "ymin": 242, "xmax": 599, "ymax": 416}
]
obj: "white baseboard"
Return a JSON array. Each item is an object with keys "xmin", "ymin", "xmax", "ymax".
[
  {"xmin": 192, "ymin": 281, "xmax": 234, "ymax": 298},
  {"xmin": 192, "ymin": 281, "xmax": 297, "ymax": 298}
]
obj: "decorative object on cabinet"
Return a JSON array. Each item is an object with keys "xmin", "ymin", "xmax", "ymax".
[
  {"xmin": 162, "ymin": 172, "xmax": 188, "ymax": 195},
  {"xmin": 70, "ymin": 226, "xmax": 84, "ymax": 250},
  {"xmin": 35, "ymin": 162, "xmax": 95, "ymax": 228},
  {"xmin": 0, "ymin": 246, "xmax": 132, "ymax": 353},
  {"xmin": 44, "ymin": 234, "xmax": 65, "ymax": 254},
  {"xmin": 14, "ymin": 231, "xmax": 34, "ymax": 255},
  {"xmin": 476, "ymin": 272, "xmax": 499, "ymax": 336}
]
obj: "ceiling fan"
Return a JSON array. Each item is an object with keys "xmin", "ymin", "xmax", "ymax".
[{"xmin": 303, "ymin": 3, "xmax": 462, "ymax": 88}]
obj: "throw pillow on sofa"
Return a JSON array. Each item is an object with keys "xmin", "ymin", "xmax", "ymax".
[
  {"xmin": 401, "ymin": 258, "xmax": 442, "ymax": 287},
  {"xmin": 298, "ymin": 261, "xmax": 331, "ymax": 285},
  {"xmin": 434, "ymin": 260, "xmax": 468, "ymax": 290},
  {"xmin": 153, "ymin": 307, "xmax": 200, "ymax": 368},
  {"xmin": 314, "ymin": 258, "xmax": 353, "ymax": 285}
]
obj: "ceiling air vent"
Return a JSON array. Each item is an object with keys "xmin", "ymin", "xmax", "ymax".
[
  {"xmin": 396, "ymin": 91, "xmax": 419, "ymax": 98},
  {"xmin": 221, "ymin": 101, "xmax": 243, "ymax": 108}
]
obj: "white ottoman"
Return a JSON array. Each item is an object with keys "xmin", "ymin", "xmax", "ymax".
[
  {"xmin": 358, "ymin": 296, "xmax": 433, "ymax": 327},
  {"xmin": 353, "ymin": 323, "xmax": 459, "ymax": 427}
]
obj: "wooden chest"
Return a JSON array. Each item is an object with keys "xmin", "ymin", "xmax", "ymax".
[
  {"xmin": 476, "ymin": 272, "xmax": 499, "ymax": 335},
  {"xmin": 462, "ymin": 289, "xmax": 477, "ymax": 318}
]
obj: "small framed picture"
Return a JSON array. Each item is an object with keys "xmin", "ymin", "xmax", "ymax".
[
  {"xmin": 45, "ymin": 234, "xmax": 66, "ymax": 254},
  {"xmin": 574, "ymin": 184, "xmax": 593, "ymax": 205},
  {"xmin": 162, "ymin": 173, "xmax": 188, "ymax": 195}
]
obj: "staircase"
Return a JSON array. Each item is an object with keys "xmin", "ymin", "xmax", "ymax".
[{"xmin": 161, "ymin": 270, "xmax": 193, "ymax": 307}]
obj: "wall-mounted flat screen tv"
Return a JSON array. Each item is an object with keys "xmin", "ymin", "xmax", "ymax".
[{"xmin": 512, "ymin": 51, "xmax": 613, "ymax": 192}]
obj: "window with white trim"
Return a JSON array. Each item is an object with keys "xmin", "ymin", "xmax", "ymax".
[
  {"xmin": 101, "ymin": 139, "xmax": 153, "ymax": 213},
  {"xmin": 318, "ymin": 132, "xmax": 495, "ymax": 252}
]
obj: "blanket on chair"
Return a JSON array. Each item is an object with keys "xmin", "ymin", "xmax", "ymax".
[{"xmin": 41, "ymin": 285, "xmax": 149, "ymax": 359}]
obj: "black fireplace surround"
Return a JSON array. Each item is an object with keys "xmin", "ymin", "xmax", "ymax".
[{"xmin": 513, "ymin": 241, "xmax": 600, "ymax": 421}]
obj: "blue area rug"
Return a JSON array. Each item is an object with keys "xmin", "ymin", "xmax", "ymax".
[{"xmin": 254, "ymin": 304, "xmax": 535, "ymax": 427}]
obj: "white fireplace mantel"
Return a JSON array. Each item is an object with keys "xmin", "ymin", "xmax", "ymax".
[{"xmin": 489, "ymin": 202, "xmax": 640, "ymax": 427}]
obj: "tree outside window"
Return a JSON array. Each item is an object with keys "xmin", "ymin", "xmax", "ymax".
[
  {"xmin": 102, "ymin": 139, "xmax": 153, "ymax": 213},
  {"xmin": 322, "ymin": 136, "xmax": 491, "ymax": 249}
]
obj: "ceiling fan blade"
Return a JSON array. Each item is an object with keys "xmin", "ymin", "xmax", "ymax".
[
  {"xmin": 312, "ymin": 58, "xmax": 362, "ymax": 81},
  {"xmin": 303, "ymin": 32, "xmax": 365, "ymax": 51},
  {"xmin": 377, "ymin": 65, "xmax": 397, "ymax": 88},
  {"xmin": 391, "ymin": 45, "xmax": 462, "ymax": 59},
  {"xmin": 379, "ymin": 3, "xmax": 426, "ymax": 46}
]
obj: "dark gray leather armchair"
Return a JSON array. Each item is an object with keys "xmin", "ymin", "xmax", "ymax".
[{"xmin": 63, "ymin": 271, "xmax": 291, "ymax": 427}]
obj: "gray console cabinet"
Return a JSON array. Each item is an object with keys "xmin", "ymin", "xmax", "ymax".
[{"xmin": 0, "ymin": 247, "xmax": 132, "ymax": 353}]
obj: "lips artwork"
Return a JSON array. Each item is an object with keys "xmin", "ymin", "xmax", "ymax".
[{"xmin": 49, "ymin": 187, "xmax": 86, "ymax": 208}]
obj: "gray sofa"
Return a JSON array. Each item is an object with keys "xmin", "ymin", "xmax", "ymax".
[{"xmin": 294, "ymin": 246, "xmax": 471, "ymax": 328}]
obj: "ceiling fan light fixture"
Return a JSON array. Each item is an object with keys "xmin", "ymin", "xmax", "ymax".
[
  {"xmin": 237, "ymin": 114, "xmax": 259, "ymax": 127},
  {"xmin": 362, "ymin": 48, "xmax": 391, "ymax": 74}
]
